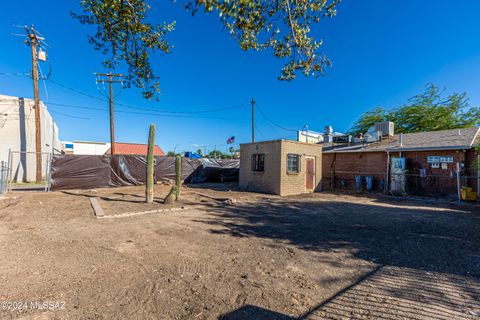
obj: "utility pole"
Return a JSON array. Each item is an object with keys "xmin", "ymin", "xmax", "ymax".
[
  {"xmin": 25, "ymin": 25, "xmax": 42, "ymax": 183},
  {"xmin": 251, "ymin": 97, "xmax": 255, "ymax": 143},
  {"xmin": 95, "ymin": 73, "xmax": 124, "ymax": 155}
]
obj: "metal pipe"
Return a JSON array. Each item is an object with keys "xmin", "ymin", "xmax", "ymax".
[
  {"xmin": 7, "ymin": 148, "xmax": 12, "ymax": 193},
  {"xmin": 0, "ymin": 161, "xmax": 4, "ymax": 194},
  {"xmin": 385, "ymin": 151, "xmax": 390, "ymax": 195},
  {"xmin": 477, "ymin": 155, "xmax": 480, "ymax": 198},
  {"xmin": 456, "ymin": 162, "xmax": 461, "ymax": 203}
]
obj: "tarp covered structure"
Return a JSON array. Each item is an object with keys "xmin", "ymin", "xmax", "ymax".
[{"xmin": 50, "ymin": 154, "xmax": 239, "ymax": 190}]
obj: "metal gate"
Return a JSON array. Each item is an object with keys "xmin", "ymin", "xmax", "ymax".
[
  {"xmin": 4, "ymin": 150, "xmax": 53, "ymax": 192},
  {"xmin": 0, "ymin": 160, "xmax": 8, "ymax": 194}
]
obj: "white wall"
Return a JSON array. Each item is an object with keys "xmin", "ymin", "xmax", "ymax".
[
  {"xmin": 0, "ymin": 94, "xmax": 61, "ymax": 182},
  {"xmin": 73, "ymin": 141, "xmax": 110, "ymax": 155}
]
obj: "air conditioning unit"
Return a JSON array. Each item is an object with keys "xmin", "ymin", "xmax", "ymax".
[{"xmin": 375, "ymin": 121, "xmax": 394, "ymax": 137}]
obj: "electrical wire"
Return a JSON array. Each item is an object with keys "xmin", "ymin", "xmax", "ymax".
[
  {"xmin": 49, "ymin": 110, "xmax": 107, "ymax": 120},
  {"xmin": 255, "ymin": 124, "xmax": 267, "ymax": 140},
  {"xmin": 47, "ymin": 78, "xmax": 108, "ymax": 102},
  {"xmin": 38, "ymin": 63, "xmax": 48, "ymax": 104},
  {"xmin": 48, "ymin": 78, "xmax": 248, "ymax": 115},
  {"xmin": 255, "ymin": 102, "xmax": 298, "ymax": 132},
  {"xmin": 47, "ymin": 102, "xmax": 250, "ymax": 120},
  {"xmin": 0, "ymin": 72, "xmax": 29, "ymax": 76},
  {"xmin": 115, "ymin": 101, "xmax": 247, "ymax": 114}
]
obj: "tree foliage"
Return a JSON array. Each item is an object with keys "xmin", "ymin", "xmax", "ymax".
[
  {"xmin": 349, "ymin": 84, "xmax": 480, "ymax": 135},
  {"xmin": 73, "ymin": 0, "xmax": 340, "ymax": 99},
  {"xmin": 166, "ymin": 151, "xmax": 181, "ymax": 157}
]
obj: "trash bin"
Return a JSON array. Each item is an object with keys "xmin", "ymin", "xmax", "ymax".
[
  {"xmin": 461, "ymin": 186, "xmax": 477, "ymax": 201},
  {"xmin": 355, "ymin": 176, "xmax": 362, "ymax": 192},
  {"xmin": 366, "ymin": 176, "xmax": 373, "ymax": 191}
]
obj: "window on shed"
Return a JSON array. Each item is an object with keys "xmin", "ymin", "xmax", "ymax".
[
  {"xmin": 287, "ymin": 154, "xmax": 300, "ymax": 173},
  {"xmin": 251, "ymin": 154, "xmax": 265, "ymax": 172}
]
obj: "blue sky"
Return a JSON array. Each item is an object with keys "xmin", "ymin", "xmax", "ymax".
[{"xmin": 1, "ymin": 0, "xmax": 480, "ymax": 153}]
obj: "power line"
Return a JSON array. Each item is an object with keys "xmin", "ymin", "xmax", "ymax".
[
  {"xmin": 116, "ymin": 101, "xmax": 247, "ymax": 114},
  {"xmin": 47, "ymin": 102, "xmax": 250, "ymax": 120},
  {"xmin": 255, "ymin": 102, "xmax": 298, "ymax": 132},
  {"xmin": 49, "ymin": 109, "xmax": 107, "ymax": 120},
  {"xmin": 255, "ymin": 124, "xmax": 267, "ymax": 140},
  {"xmin": 47, "ymin": 78, "xmax": 247, "ymax": 115},
  {"xmin": 47, "ymin": 78, "xmax": 108, "ymax": 102},
  {"xmin": 0, "ymin": 72, "xmax": 29, "ymax": 76}
]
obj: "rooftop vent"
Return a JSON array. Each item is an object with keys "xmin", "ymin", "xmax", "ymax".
[{"xmin": 375, "ymin": 121, "xmax": 394, "ymax": 137}]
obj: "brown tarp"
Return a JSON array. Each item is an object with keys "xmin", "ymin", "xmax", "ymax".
[
  {"xmin": 50, "ymin": 155, "xmax": 111, "ymax": 190},
  {"xmin": 111, "ymin": 155, "xmax": 147, "ymax": 186},
  {"xmin": 51, "ymin": 154, "xmax": 239, "ymax": 190}
]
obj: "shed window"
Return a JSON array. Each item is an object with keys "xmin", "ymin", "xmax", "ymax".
[
  {"xmin": 251, "ymin": 154, "xmax": 265, "ymax": 172},
  {"xmin": 287, "ymin": 154, "xmax": 300, "ymax": 173}
]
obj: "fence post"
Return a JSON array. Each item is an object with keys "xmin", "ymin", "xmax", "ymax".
[
  {"xmin": 7, "ymin": 149, "xmax": 12, "ymax": 193},
  {"xmin": 456, "ymin": 162, "xmax": 461, "ymax": 203},
  {"xmin": 477, "ymin": 155, "xmax": 480, "ymax": 199},
  {"xmin": 0, "ymin": 161, "xmax": 4, "ymax": 194}
]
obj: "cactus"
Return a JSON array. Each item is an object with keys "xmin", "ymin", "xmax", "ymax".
[
  {"xmin": 175, "ymin": 155, "xmax": 181, "ymax": 200},
  {"xmin": 146, "ymin": 124, "xmax": 155, "ymax": 203}
]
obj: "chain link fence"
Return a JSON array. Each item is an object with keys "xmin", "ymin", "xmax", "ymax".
[{"xmin": 323, "ymin": 170, "xmax": 478, "ymax": 202}]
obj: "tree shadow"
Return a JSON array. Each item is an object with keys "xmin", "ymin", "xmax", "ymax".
[
  {"xmin": 219, "ymin": 305, "xmax": 294, "ymax": 320},
  {"xmin": 201, "ymin": 198, "xmax": 480, "ymax": 319},
  {"xmin": 196, "ymin": 199, "xmax": 480, "ymax": 277},
  {"xmin": 61, "ymin": 190, "xmax": 165, "ymax": 204}
]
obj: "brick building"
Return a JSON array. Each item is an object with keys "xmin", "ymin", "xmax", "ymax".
[
  {"xmin": 239, "ymin": 140, "xmax": 322, "ymax": 196},
  {"xmin": 322, "ymin": 127, "xmax": 480, "ymax": 199}
]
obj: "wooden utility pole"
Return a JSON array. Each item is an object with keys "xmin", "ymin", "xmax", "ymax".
[
  {"xmin": 25, "ymin": 26, "xmax": 42, "ymax": 183},
  {"xmin": 251, "ymin": 97, "xmax": 255, "ymax": 143},
  {"xmin": 95, "ymin": 73, "xmax": 124, "ymax": 155}
]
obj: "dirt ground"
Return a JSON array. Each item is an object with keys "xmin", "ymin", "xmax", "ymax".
[{"xmin": 0, "ymin": 183, "xmax": 479, "ymax": 320}]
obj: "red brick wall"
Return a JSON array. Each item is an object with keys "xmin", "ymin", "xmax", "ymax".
[
  {"xmin": 322, "ymin": 152, "xmax": 387, "ymax": 191},
  {"xmin": 391, "ymin": 150, "xmax": 465, "ymax": 196},
  {"xmin": 323, "ymin": 149, "xmax": 478, "ymax": 197}
]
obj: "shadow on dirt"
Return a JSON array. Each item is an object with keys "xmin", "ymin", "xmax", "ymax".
[
  {"xmin": 207, "ymin": 199, "xmax": 480, "ymax": 319},
  {"xmin": 196, "ymin": 199, "xmax": 480, "ymax": 277},
  {"xmin": 61, "ymin": 190, "xmax": 166, "ymax": 204},
  {"xmin": 219, "ymin": 305, "xmax": 294, "ymax": 320}
]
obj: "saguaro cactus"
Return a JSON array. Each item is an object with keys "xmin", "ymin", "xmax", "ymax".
[
  {"xmin": 175, "ymin": 155, "xmax": 181, "ymax": 200},
  {"xmin": 146, "ymin": 124, "xmax": 155, "ymax": 203}
]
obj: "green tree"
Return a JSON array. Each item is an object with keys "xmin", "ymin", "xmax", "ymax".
[
  {"xmin": 349, "ymin": 84, "xmax": 480, "ymax": 135},
  {"xmin": 208, "ymin": 150, "xmax": 223, "ymax": 159},
  {"xmin": 348, "ymin": 107, "xmax": 388, "ymax": 136},
  {"xmin": 196, "ymin": 149, "xmax": 204, "ymax": 156},
  {"xmin": 73, "ymin": 0, "xmax": 341, "ymax": 99},
  {"xmin": 166, "ymin": 151, "xmax": 178, "ymax": 157}
]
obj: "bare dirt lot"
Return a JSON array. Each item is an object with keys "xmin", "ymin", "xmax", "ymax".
[{"xmin": 0, "ymin": 184, "xmax": 479, "ymax": 320}]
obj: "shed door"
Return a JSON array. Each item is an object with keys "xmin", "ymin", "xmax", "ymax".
[{"xmin": 306, "ymin": 157, "xmax": 315, "ymax": 191}]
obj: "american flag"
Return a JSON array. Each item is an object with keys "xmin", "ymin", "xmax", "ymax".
[{"xmin": 226, "ymin": 136, "xmax": 235, "ymax": 144}]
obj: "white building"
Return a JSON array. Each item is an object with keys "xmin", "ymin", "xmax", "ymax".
[
  {"xmin": 0, "ymin": 94, "xmax": 61, "ymax": 182},
  {"xmin": 61, "ymin": 140, "xmax": 111, "ymax": 155}
]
